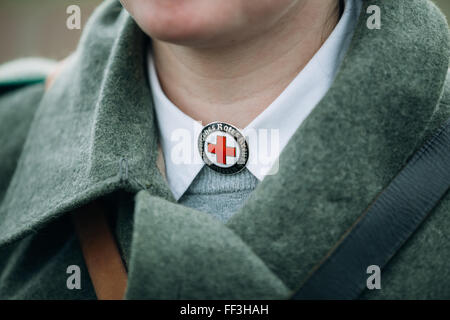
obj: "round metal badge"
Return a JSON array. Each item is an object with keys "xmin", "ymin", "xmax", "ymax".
[{"xmin": 198, "ymin": 122, "xmax": 249, "ymax": 175}]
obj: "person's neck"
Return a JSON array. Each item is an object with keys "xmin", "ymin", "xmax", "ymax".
[{"xmin": 152, "ymin": 1, "xmax": 341, "ymax": 129}]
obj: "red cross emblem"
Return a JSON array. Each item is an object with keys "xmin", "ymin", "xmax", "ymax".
[
  {"xmin": 199, "ymin": 122, "xmax": 248, "ymax": 174},
  {"xmin": 207, "ymin": 135, "xmax": 236, "ymax": 165}
]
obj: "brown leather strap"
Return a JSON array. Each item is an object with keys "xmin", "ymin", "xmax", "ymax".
[
  {"xmin": 46, "ymin": 63, "xmax": 128, "ymax": 300},
  {"xmin": 72, "ymin": 201, "xmax": 128, "ymax": 300}
]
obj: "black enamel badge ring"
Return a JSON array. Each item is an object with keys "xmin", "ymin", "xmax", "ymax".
[{"xmin": 198, "ymin": 122, "xmax": 249, "ymax": 175}]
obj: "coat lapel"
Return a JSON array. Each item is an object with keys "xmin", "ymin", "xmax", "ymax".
[{"xmin": 0, "ymin": 0, "xmax": 172, "ymax": 246}]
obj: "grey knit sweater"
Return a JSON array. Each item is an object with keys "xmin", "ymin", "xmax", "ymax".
[{"xmin": 178, "ymin": 166, "xmax": 259, "ymax": 222}]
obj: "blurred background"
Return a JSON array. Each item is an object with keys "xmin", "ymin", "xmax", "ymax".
[{"xmin": 0, "ymin": 0, "xmax": 449, "ymax": 64}]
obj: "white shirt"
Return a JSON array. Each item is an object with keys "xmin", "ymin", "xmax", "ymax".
[{"xmin": 148, "ymin": 0, "xmax": 362, "ymax": 200}]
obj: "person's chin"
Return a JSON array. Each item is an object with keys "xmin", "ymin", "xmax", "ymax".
[
  {"xmin": 138, "ymin": 12, "xmax": 233, "ymax": 47},
  {"xmin": 148, "ymin": 26, "xmax": 213, "ymax": 46},
  {"xmin": 150, "ymin": 28, "xmax": 228, "ymax": 48}
]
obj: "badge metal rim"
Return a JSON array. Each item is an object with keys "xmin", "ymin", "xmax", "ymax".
[{"xmin": 198, "ymin": 121, "xmax": 249, "ymax": 175}]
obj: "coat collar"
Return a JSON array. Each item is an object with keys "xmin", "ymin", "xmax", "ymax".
[{"xmin": 0, "ymin": 3, "xmax": 448, "ymax": 293}]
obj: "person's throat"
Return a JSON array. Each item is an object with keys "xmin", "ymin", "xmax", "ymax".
[{"xmin": 151, "ymin": 3, "xmax": 341, "ymax": 129}]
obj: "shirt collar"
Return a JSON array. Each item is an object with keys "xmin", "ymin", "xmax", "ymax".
[{"xmin": 150, "ymin": 0, "xmax": 362, "ymax": 200}]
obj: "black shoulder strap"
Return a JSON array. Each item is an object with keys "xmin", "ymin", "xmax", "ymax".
[{"xmin": 292, "ymin": 117, "xmax": 450, "ymax": 300}]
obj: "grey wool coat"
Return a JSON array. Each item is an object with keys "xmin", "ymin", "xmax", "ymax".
[{"xmin": 1, "ymin": 0, "xmax": 450, "ymax": 299}]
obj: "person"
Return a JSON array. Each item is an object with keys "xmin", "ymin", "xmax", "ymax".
[{"xmin": 0, "ymin": 0, "xmax": 449, "ymax": 300}]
